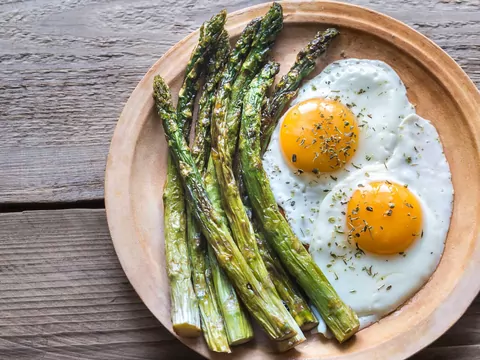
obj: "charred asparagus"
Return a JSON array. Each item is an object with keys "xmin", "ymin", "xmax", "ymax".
[
  {"xmin": 154, "ymin": 75, "xmax": 297, "ymax": 342},
  {"xmin": 163, "ymin": 10, "xmax": 226, "ymax": 337}
]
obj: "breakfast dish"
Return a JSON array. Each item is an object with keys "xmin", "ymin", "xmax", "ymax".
[
  {"xmin": 151, "ymin": 2, "xmax": 454, "ymax": 354},
  {"xmin": 153, "ymin": 3, "xmax": 453, "ymax": 353},
  {"xmin": 106, "ymin": 1, "xmax": 480, "ymax": 359}
]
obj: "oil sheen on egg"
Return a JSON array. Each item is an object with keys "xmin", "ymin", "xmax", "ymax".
[
  {"xmin": 310, "ymin": 114, "xmax": 453, "ymax": 330},
  {"xmin": 263, "ymin": 59, "xmax": 415, "ymax": 244}
]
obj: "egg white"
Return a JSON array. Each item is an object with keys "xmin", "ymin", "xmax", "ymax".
[
  {"xmin": 310, "ymin": 114, "xmax": 453, "ymax": 329},
  {"xmin": 263, "ymin": 59, "xmax": 415, "ymax": 244}
]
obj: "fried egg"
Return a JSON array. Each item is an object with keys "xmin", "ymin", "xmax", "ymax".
[
  {"xmin": 263, "ymin": 59, "xmax": 415, "ymax": 244},
  {"xmin": 310, "ymin": 114, "xmax": 453, "ymax": 329}
]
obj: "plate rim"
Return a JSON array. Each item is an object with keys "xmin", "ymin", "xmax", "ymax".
[{"xmin": 105, "ymin": 1, "xmax": 480, "ymax": 359}]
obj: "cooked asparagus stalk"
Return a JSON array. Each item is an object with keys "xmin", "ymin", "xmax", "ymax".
[
  {"xmin": 192, "ymin": 31, "xmax": 229, "ymax": 170},
  {"xmin": 211, "ymin": 1, "xmax": 282, "ymax": 294},
  {"xmin": 260, "ymin": 28, "xmax": 339, "ymax": 151},
  {"xmin": 235, "ymin": 29, "xmax": 340, "ymax": 332},
  {"xmin": 186, "ymin": 30, "xmax": 231, "ymax": 353},
  {"xmin": 163, "ymin": 10, "xmax": 226, "ymax": 338},
  {"xmin": 237, "ymin": 63, "xmax": 308, "ymax": 351},
  {"xmin": 154, "ymin": 75, "xmax": 296, "ymax": 342},
  {"xmin": 238, "ymin": 164, "xmax": 318, "ymax": 332},
  {"xmin": 256, "ymin": 230, "xmax": 318, "ymax": 331},
  {"xmin": 204, "ymin": 157, "xmax": 254, "ymax": 345},
  {"xmin": 210, "ymin": 16, "xmax": 261, "ymax": 143},
  {"xmin": 207, "ymin": 247, "xmax": 253, "ymax": 346},
  {"xmin": 201, "ymin": 20, "xmax": 262, "ymax": 346},
  {"xmin": 237, "ymin": 163, "xmax": 318, "ymax": 332},
  {"xmin": 218, "ymin": 3, "xmax": 283, "ymax": 159},
  {"xmin": 208, "ymin": 15, "xmax": 260, "ymax": 218},
  {"xmin": 186, "ymin": 215, "xmax": 230, "ymax": 352},
  {"xmin": 239, "ymin": 61, "xmax": 360, "ymax": 343},
  {"xmin": 177, "ymin": 11, "xmax": 227, "ymax": 134},
  {"xmin": 163, "ymin": 159, "xmax": 200, "ymax": 337}
]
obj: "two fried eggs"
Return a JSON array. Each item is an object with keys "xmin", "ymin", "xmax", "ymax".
[{"xmin": 263, "ymin": 59, "xmax": 453, "ymax": 330}]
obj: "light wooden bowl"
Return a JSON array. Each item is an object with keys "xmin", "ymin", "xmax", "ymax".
[{"xmin": 105, "ymin": 1, "xmax": 480, "ymax": 359}]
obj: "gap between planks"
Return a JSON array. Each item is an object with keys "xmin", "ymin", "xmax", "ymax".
[{"xmin": 0, "ymin": 200, "xmax": 105, "ymax": 213}]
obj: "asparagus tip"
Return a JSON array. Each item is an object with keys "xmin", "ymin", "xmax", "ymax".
[
  {"xmin": 153, "ymin": 75, "xmax": 170, "ymax": 102},
  {"xmin": 322, "ymin": 27, "xmax": 340, "ymax": 37}
]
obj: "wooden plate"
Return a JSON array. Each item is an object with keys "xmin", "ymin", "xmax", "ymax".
[{"xmin": 105, "ymin": 1, "xmax": 480, "ymax": 359}]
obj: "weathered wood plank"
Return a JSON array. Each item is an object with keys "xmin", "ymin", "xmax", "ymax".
[
  {"xmin": 0, "ymin": 209, "xmax": 197, "ymax": 359},
  {"xmin": 0, "ymin": 0, "xmax": 479, "ymax": 203},
  {"xmin": 0, "ymin": 208, "xmax": 476, "ymax": 359}
]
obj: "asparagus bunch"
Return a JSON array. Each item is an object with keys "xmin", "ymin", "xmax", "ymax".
[
  {"xmin": 153, "ymin": 75, "xmax": 297, "ymax": 342},
  {"xmin": 163, "ymin": 10, "xmax": 226, "ymax": 338},
  {"xmin": 239, "ymin": 56, "xmax": 360, "ymax": 345},
  {"xmin": 260, "ymin": 28, "xmax": 340, "ymax": 152},
  {"xmin": 186, "ymin": 30, "xmax": 231, "ymax": 353}
]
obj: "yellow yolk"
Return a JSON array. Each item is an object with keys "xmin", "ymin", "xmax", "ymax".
[
  {"xmin": 279, "ymin": 98, "xmax": 359, "ymax": 173},
  {"xmin": 346, "ymin": 181, "xmax": 423, "ymax": 255}
]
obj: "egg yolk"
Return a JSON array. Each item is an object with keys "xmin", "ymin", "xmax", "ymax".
[
  {"xmin": 279, "ymin": 98, "xmax": 359, "ymax": 173},
  {"xmin": 346, "ymin": 181, "xmax": 423, "ymax": 255}
]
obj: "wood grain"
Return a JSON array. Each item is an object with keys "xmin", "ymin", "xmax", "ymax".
[
  {"xmin": 1, "ymin": 0, "xmax": 480, "ymax": 359},
  {"xmin": 106, "ymin": 1, "xmax": 480, "ymax": 358},
  {"xmin": 0, "ymin": 209, "xmax": 198, "ymax": 360},
  {"xmin": 0, "ymin": 209, "xmax": 476, "ymax": 360},
  {"xmin": 0, "ymin": 0, "xmax": 479, "ymax": 203}
]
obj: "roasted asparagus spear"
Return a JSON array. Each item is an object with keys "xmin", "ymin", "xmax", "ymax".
[
  {"xmin": 154, "ymin": 75, "xmax": 297, "ymax": 342},
  {"xmin": 186, "ymin": 30, "xmax": 231, "ymax": 353},
  {"xmin": 187, "ymin": 216, "xmax": 230, "ymax": 352},
  {"xmin": 192, "ymin": 30, "xmax": 228, "ymax": 171},
  {"xmin": 240, "ymin": 62, "xmax": 309, "ymax": 351},
  {"xmin": 163, "ymin": 10, "xmax": 226, "ymax": 338},
  {"xmin": 239, "ymin": 56, "xmax": 360, "ymax": 343},
  {"xmin": 164, "ymin": 159, "xmax": 200, "ymax": 337},
  {"xmin": 201, "ymin": 19, "xmax": 262, "ymax": 346},
  {"xmin": 204, "ymin": 157, "xmax": 254, "ymax": 346},
  {"xmin": 236, "ymin": 29, "xmax": 339, "ymax": 331}
]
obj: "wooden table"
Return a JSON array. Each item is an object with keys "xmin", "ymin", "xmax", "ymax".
[{"xmin": 1, "ymin": 0, "xmax": 479, "ymax": 359}]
